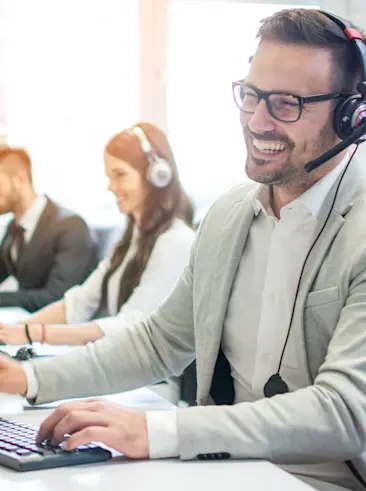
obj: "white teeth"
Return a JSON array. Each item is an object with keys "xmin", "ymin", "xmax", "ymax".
[{"xmin": 253, "ymin": 138, "xmax": 287, "ymax": 152}]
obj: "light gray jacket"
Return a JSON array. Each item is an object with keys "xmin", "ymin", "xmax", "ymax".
[{"xmin": 32, "ymin": 160, "xmax": 366, "ymax": 483}]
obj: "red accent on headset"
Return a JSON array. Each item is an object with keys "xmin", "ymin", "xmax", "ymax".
[
  {"xmin": 355, "ymin": 110, "xmax": 366, "ymax": 128},
  {"xmin": 344, "ymin": 27, "xmax": 364, "ymax": 40}
]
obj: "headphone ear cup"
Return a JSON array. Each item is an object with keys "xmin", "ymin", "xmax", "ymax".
[
  {"xmin": 334, "ymin": 94, "xmax": 366, "ymax": 141},
  {"xmin": 334, "ymin": 95, "xmax": 357, "ymax": 139},
  {"xmin": 147, "ymin": 157, "xmax": 173, "ymax": 188}
]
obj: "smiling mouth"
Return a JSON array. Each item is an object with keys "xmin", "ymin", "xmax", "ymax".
[{"xmin": 252, "ymin": 138, "xmax": 288, "ymax": 155}]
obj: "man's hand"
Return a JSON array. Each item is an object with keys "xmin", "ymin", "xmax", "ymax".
[
  {"xmin": 0, "ymin": 354, "xmax": 28, "ymax": 395},
  {"xmin": 36, "ymin": 399, "xmax": 149, "ymax": 459},
  {"xmin": 0, "ymin": 323, "xmax": 27, "ymax": 345}
]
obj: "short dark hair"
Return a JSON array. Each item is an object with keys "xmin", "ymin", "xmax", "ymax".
[
  {"xmin": 0, "ymin": 146, "xmax": 32, "ymax": 183},
  {"xmin": 256, "ymin": 8, "xmax": 366, "ymax": 92}
]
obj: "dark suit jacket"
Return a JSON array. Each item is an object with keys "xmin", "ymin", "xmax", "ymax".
[{"xmin": 0, "ymin": 197, "xmax": 98, "ymax": 312}]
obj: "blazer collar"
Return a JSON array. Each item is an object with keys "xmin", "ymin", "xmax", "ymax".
[{"xmin": 17, "ymin": 197, "xmax": 57, "ymax": 272}]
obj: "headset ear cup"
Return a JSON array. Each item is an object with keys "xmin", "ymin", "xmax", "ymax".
[
  {"xmin": 334, "ymin": 95, "xmax": 366, "ymax": 140},
  {"xmin": 334, "ymin": 95, "xmax": 356, "ymax": 139},
  {"xmin": 147, "ymin": 157, "xmax": 173, "ymax": 188}
]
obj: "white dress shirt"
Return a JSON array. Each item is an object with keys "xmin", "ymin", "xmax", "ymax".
[
  {"xmin": 0, "ymin": 195, "xmax": 47, "ymax": 292},
  {"xmin": 63, "ymin": 217, "xmax": 195, "ymax": 335}
]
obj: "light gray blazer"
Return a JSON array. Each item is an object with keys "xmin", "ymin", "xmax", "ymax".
[{"xmin": 32, "ymin": 159, "xmax": 366, "ymax": 481}]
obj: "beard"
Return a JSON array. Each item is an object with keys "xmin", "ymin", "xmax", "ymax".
[
  {"xmin": 244, "ymin": 121, "xmax": 338, "ymax": 188},
  {"xmin": 0, "ymin": 196, "xmax": 16, "ymax": 215}
]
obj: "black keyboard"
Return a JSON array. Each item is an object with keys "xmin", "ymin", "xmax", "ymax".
[{"xmin": 0, "ymin": 417, "xmax": 112, "ymax": 471}]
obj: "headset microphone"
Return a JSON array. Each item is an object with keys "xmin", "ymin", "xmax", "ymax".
[{"xmin": 305, "ymin": 121, "xmax": 366, "ymax": 172}]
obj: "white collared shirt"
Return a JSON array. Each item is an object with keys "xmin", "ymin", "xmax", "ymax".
[
  {"xmin": 63, "ymin": 226, "xmax": 140, "ymax": 333},
  {"xmin": 63, "ymin": 218, "xmax": 195, "ymax": 335}
]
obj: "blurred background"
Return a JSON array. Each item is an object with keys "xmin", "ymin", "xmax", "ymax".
[{"xmin": 0, "ymin": 0, "xmax": 365, "ymax": 228}]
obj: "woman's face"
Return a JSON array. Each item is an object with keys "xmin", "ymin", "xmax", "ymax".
[{"xmin": 105, "ymin": 153, "xmax": 149, "ymax": 223}]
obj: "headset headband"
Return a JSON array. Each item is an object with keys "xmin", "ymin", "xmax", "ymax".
[
  {"xmin": 320, "ymin": 10, "xmax": 366, "ymax": 92},
  {"xmin": 131, "ymin": 126, "xmax": 154, "ymax": 154}
]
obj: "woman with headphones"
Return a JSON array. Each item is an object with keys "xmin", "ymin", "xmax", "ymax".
[{"xmin": 0, "ymin": 123, "xmax": 195, "ymax": 358}]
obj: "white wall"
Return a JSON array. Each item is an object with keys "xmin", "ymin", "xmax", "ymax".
[{"xmin": 321, "ymin": 0, "xmax": 366, "ymax": 28}]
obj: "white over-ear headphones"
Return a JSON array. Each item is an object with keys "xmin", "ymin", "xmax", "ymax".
[{"xmin": 131, "ymin": 126, "xmax": 173, "ymax": 188}]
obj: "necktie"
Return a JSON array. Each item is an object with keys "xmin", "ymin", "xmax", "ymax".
[{"xmin": 4, "ymin": 222, "xmax": 25, "ymax": 275}]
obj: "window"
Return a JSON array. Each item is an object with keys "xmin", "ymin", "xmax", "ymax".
[
  {"xmin": 4, "ymin": 0, "xmax": 139, "ymax": 226},
  {"xmin": 1, "ymin": 1, "xmax": 321, "ymax": 226},
  {"xmin": 167, "ymin": 1, "xmax": 319, "ymax": 220}
]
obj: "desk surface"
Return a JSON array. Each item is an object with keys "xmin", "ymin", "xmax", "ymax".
[
  {"xmin": 0, "ymin": 308, "xmax": 314, "ymax": 490},
  {"xmin": 0, "ymin": 389, "xmax": 314, "ymax": 491},
  {"xmin": 0, "ymin": 458, "xmax": 314, "ymax": 491}
]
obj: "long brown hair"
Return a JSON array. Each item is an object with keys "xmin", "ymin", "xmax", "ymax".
[{"xmin": 98, "ymin": 122, "xmax": 194, "ymax": 313}]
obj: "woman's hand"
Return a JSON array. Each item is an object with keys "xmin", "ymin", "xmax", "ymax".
[
  {"xmin": 0, "ymin": 323, "xmax": 28, "ymax": 345},
  {"xmin": 37, "ymin": 399, "xmax": 149, "ymax": 459}
]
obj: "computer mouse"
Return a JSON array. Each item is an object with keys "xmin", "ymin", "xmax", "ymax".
[{"xmin": 14, "ymin": 347, "xmax": 37, "ymax": 361}]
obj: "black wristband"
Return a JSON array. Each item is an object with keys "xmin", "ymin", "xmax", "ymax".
[{"xmin": 24, "ymin": 324, "xmax": 33, "ymax": 345}]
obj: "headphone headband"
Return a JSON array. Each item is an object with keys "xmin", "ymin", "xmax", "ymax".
[
  {"xmin": 319, "ymin": 10, "xmax": 366, "ymax": 93},
  {"xmin": 131, "ymin": 126, "xmax": 154, "ymax": 154}
]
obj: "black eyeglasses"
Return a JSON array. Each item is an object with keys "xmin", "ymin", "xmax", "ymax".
[{"xmin": 232, "ymin": 80, "xmax": 352, "ymax": 123}]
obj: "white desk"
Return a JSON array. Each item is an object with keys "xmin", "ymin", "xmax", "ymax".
[
  {"xmin": 0, "ymin": 303, "xmax": 69, "ymax": 360},
  {"xmin": 0, "ymin": 305, "xmax": 70, "ymax": 415},
  {"xmin": 0, "ymin": 305, "xmax": 69, "ymax": 357},
  {"xmin": 0, "ymin": 389, "xmax": 315, "ymax": 491},
  {"xmin": 0, "ymin": 459, "xmax": 315, "ymax": 491},
  {"xmin": 0, "ymin": 307, "xmax": 315, "ymax": 489}
]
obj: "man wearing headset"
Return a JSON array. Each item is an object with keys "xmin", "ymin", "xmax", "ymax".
[{"xmin": 1, "ymin": 9, "xmax": 366, "ymax": 491}]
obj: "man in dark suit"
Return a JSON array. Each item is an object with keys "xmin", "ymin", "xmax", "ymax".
[{"xmin": 0, "ymin": 146, "xmax": 97, "ymax": 312}]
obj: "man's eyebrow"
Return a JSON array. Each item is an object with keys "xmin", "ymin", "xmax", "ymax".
[{"xmin": 242, "ymin": 81, "xmax": 305, "ymax": 98}]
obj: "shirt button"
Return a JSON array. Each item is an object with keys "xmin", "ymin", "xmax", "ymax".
[{"xmin": 262, "ymin": 353, "xmax": 269, "ymax": 363}]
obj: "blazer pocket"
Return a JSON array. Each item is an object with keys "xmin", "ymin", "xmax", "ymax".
[{"xmin": 305, "ymin": 286, "xmax": 340, "ymax": 308}]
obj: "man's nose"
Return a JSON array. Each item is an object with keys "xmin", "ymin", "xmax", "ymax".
[{"xmin": 242, "ymin": 99, "xmax": 277, "ymax": 134}]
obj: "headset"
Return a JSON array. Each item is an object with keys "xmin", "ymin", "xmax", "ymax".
[
  {"xmin": 305, "ymin": 11, "xmax": 366, "ymax": 172},
  {"xmin": 264, "ymin": 12, "xmax": 366, "ymax": 398},
  {"xmin": 131, "ymin": 126, "xmax": 173, "ymax": 188}
]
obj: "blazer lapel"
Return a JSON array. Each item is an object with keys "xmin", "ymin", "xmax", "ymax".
[
  {"xmin": 17, "ymin": 198, "xmax": 56, "ymax": 274},
  {"xmin": 291, "ymin": 160, "xmax": 365, "ymax": 384},
  {"xmin": 196, "ymin": 189, "xmax": 257, "ymax": 402},
  {"xmin": 0, "ymin": 220, "xmax": 16, "ymax": 275}
]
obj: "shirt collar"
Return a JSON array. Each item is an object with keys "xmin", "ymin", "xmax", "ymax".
[
  {"xmin": 252, "ymin": 153, "xmax": 350, "ymax": 219},
  {"xmin": 253, "ymin": 185, "xmax": 274, "ymax": 217},
  {"xmin": 17, "ymin": 195, "xmax": 47, "ymax": 236},
  {"xmin": 131, "ymin": 224, "xmax": 140, "ymax": 243}
]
